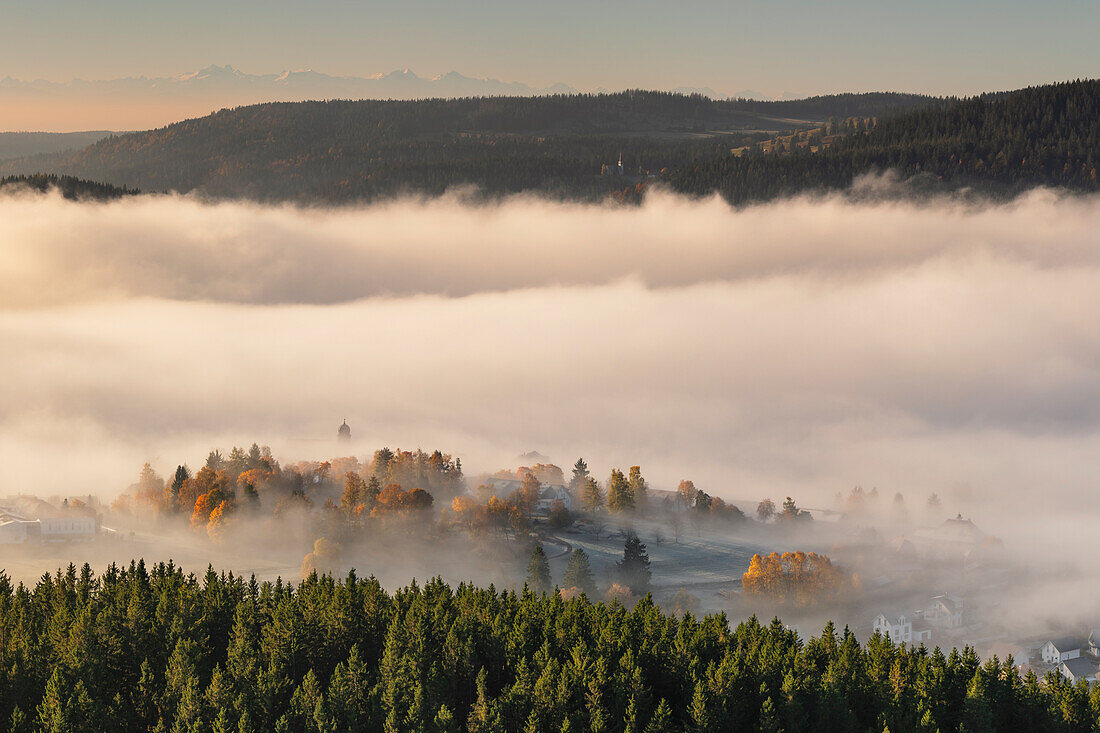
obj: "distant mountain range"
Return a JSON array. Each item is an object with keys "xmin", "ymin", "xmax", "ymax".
[
  {"xmin": 0, "ymin": 65, "xmax": 790, "ymax": 131},
  {"xmin": 0, "ymin": 64, "xmax": 577, "ymax": 98}
]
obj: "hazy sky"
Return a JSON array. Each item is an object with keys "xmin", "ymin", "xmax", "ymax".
[{"xmin": 3, "ymin": 0, "xmax": 1098, "ymax": 96}]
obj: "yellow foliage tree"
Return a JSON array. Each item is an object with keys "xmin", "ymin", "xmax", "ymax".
[{"xmin": 741, "ymin": 551, "xmax": 848, "ymax": 607}]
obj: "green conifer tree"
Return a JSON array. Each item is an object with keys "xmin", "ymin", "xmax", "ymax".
[
  {"xmin": 526, "ymin": 545, "xmax": 552, "ymax": 595},
  {"xmin": 562, "ymin": 549, "xmax": 596, "ymax": 597}
]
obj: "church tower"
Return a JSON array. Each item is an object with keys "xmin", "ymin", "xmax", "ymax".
[{"xmin": 338, "ymin": 419, "xmax": 351, "ymax": 442}]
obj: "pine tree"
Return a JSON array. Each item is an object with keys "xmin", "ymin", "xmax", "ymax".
[
  {"xmin": 167, "ymin": 465, "xmax": 190, "ymax": 511},
  {"xmin": 36, "ymin": 668, "xmax": 72, "ymax": 733},
  {"xmin": 562, "ymin": 549, "xmax": 596, "ymax": 597},
  {"xmin": 526, "ymin": 545, "xmax": 552, "ymax": 595},
  {"xmin": 365, "ymin": 475, "xmax": 382, "ymax": 507},
  {"xmin": 616, "ymin": 534, "xmax": 651, "ymax": 595},
  {"xmin": 645, "ymin": 700, "xmax": 672, "ymax": 733},
  {"xmin": 433, "ymin": 705, "xmax": 458, "ymax": 733},
  {"xmin": 568, "ymin": 459, "xmax": 590, "ymax": 496}
]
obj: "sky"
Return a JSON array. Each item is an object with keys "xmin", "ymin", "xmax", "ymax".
[{"xmin": 2, "ymin": 0, "xmax": 1098, "ymax": 97}]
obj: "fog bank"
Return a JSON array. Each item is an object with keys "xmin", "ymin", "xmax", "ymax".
[
  {"xmin": 3, "ymin": 187, "xmax": 1100, "ymax": 307},
  {"xmin": 2, "ymin": 188, "xmax": 1100, "ymax": 544}
]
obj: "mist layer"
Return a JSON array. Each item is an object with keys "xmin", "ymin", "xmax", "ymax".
[{"xmin": 2, "ymin": 188, "xmax": 1100, "ymax": 540}]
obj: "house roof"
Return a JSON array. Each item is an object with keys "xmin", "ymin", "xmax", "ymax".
[
  {"xmin": 931, "ymin": 594, "xmax": 961, "ymax": 611},
  {"xmin": 1047, "ymin": 636, "xmax": 1080, "ymax": 653},
  {"xmin": 1060, "ymin": 656, "xmax": 1097, "ymax": 680}
]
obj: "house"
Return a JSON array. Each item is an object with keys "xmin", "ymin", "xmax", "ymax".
[
  {"xmin": 923, "ymin": 594, "xmax": 964, "ymax": 629},
  {"xmin": 483, "ymin": 475, "xmax": 573, "ymax": 514},
  {"xmin": 911, "ymin": 619, "xmax": 933, "ymax": 644},
  {"xmin": 872, "ymin": 613, "xmax": 932, "ymax": 645},
  {"xmin": 0, "ymin": 519, "xmax": 30, "ymax": 544},
  {"xmin": 39, "ymin": 516, "xmax": 96, "ymax": 542},
  {"xmin": 1058, "ymin": 657, "xmax": 1098, "ymax": 684},
  {"xmin": 1088, "ymin": 630, "xmax": 1100, "ymax": 658},
  {"xmin": 1041, "ymin": 637, "xmax": 1081, "ymax": 665},
  {"xmin": 536, "ymin": 485, "xmax": 572, "ymax": 513},
  {"xmin": 912, "ymin": 515, "xmax": 985, "ymax": 556},
  {"xmin": 483, "ymin": 476, "xmax": 524, "ymax": 494}
]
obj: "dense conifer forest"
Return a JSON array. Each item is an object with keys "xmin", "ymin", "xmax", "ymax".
[
  {"xmin": 666, "ymin": 79, "xmax": 1100, "ymax": 203},
  {"xmin": 3, "ymin": 561, "xmax": 1100, "ymax": 732},
  {"xmin": 0, "ymin": 174, "xmax": 137, "ymax": 201}
]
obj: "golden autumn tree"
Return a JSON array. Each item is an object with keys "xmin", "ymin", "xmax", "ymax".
[
  {"xmin": 741, "ymin": 551, "xmax": 848, "ymax": 607},
  {"xmin": 301, "ymin": 537, "xmax": 342, "ymax": 579},
  {"xmin": 206, "ymin": 499, "xmax": 234, "ymax": 544},
  {"xmin": 190, "ymin": 491, "xmax": 223, "ymax": 532}
]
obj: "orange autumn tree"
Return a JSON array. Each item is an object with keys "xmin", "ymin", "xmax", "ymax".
[
  {"xmin": 190, "ymin": 491, "xmax": 223, "ymax": 531},
  {"xmin": 207, "ymin": 499, "xmax": 234, "ymax": 544},
  {"xmin": 371, "ymin": 484, "xmax": 434, "ymax": 516},
  {"xmin": 741, "ymin": 551, "xmax": 848, "ymax": 607}
]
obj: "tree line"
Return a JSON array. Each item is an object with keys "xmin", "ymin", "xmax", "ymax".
[{"xmin": 4, "ymin": 562, "xmax": 1100, "ymax": 732}]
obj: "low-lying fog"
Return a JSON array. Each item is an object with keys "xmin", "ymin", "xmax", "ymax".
[{"xmin": 3, "ymin": 184, "xmax": 1100, "ymax": 559}]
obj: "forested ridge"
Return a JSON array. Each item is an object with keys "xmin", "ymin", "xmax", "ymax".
[
  {"xmin": 2, "ymin": 81, "xmax": 1095, "ymax": 206},
  {"xmin": 667, "ymin": 79, "xmax": 1100, "ymax": 203},
  {"xmin": 0, "ymin": 91, "xmax": 934, "ymax": 202}
]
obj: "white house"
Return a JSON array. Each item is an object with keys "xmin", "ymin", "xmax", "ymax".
[
  {"xmin": 0, "ymin": 519, "xmax": 30, "ymax": 544},
  {"xmin": 39, "ymin": 516, "xmax": 96, "ymax": 542},
  {"xmin": 1041, "ymin": 637, "xmax": 1081, "ymax": 665},
  {"xmin": 923, "ymin": 594, "xmax": 964, "ymax": 629},
  {"xmin": 536, "ymin": 486, "xmax": 572, "ymax": 513},
  {"xmin": 1088, "ymin": 630, "xmax": 1100, "ymax": 658},
  {"xmin": 1058, "ymin": 657, "xmax": 1098, "ymax": 684},
  {"xmin": 872, "ymin": 613, "xmax": 932, "ymax": 644}
]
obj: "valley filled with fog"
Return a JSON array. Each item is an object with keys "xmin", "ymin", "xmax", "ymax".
[{"xmin": 3, "ymin": 184, "xmax": 1100, "ymax": 664}]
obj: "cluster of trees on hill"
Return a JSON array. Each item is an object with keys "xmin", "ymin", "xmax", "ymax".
[
  {"xmin": 667, "ymin": 79, "xmax": 1100, "ymax": 203},
  {"xmin": 111, "ymin": 445, "xmax": 464, "ymax": 548},
  {"xmin": 0, "ymin": 91, "xmax": 934, "ymax": 202},
  {"xmin": 0, "ymin": 174, "xmax": 137, "ymax": 200},
  {"xmin": 4, "ymin": 562, "xmax": 1100, "ymax": 732}
]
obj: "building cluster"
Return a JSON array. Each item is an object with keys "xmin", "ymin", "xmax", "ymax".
[
  {"xmin": 0, "ymin": 503, "xmax": 98, "ymax": 544},
  {"xmin": 1034, "ymin": 633, "xmax": 1100, "ymax": 684},
  {"xmin": 872, "ymin": 593, "xmax": 964, "ymax": 646}
]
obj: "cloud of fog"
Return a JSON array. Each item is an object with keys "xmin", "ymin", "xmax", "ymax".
[
  {"xmin": 4, "ymin": 188, "xmax": 1100, "ymax": 555},
  {"xmin": 4, "ymin": 187, "xmax": 1100, "ymax": 307}
]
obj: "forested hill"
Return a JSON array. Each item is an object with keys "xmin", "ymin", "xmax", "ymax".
[
  {"xmin": 0, "ymin": 91, "xmax": 934, "ymax": 202},
  {"xmin": 667, "ymin": 79, "xmax": 1100, "ymax": 203},
  {"xmin": 0, "ymin": 174, "xmax": 138, "ymax": 200},
  {"xmin": 7, "ymin": 82, "xmax": 1094, "ymax": 206},
  {"xmin": 0, "ymin": 562, "xmax": 1093, "ymax": 732}
]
